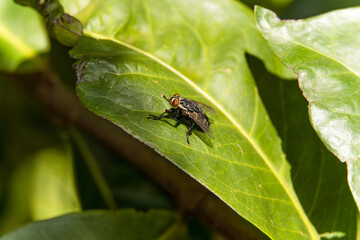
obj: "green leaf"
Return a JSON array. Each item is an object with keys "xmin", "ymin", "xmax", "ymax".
[
  {"xmin": 248, "ymin": 54, "xmax": 357, "ymax": 239},
  {"xmin": 0, "ymin": 0, "xmax": 48, "ymax": 71},
  {"xmin": 67, "ymin": 1, "xmax": 317, "ymax": 239},
  {"xmin": 0, "ymin": 210, "xmax": 184, "ymax": 240},
  {"xmin": 255, "ymin": 6, "xmax": 360, "ymax": 210},
  {"xmin": 348, "ymin": 160, "xmax": 360, "ymax": 212}
]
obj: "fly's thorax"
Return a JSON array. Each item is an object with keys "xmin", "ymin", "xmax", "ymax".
[
  {"xmin": 177, "ymin": 97, "xmax": 188, "ymax": 110},
  {"xmin": 178, "ymin": 105, "xmax": 188, "ymax": 113}
]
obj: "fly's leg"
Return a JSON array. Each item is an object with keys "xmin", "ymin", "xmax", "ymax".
[
  {"xmin": 147, "ymin": 109, "xmax": 168, "ymax": 120},
  {"xmin": 186, "ymin": 121, "xmax": 195, "ymax": 145},
  {"xmin": 147, "ymin": 109, "xmax": 179, "ymax": 121}
]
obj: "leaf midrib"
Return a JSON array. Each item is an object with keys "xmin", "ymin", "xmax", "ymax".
[{"xmin": 82, "ymin": 29, "xmax": 318, "ymax": 239}]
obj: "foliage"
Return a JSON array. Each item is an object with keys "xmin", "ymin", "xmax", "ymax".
[
  {"xmin": 0, "ymin": 0, "xmax": 359, "ymax": 239},
  {"xmin": 255, "ymin": 5, "xmax": 360, "ymax": 212}
]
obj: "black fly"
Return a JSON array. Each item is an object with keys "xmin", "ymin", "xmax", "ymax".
[{"xmin": 147, "ymin": 94, "xmax": 215, "ymax": 145}]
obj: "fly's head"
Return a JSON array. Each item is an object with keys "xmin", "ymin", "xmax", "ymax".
[{"xmin": 162, "ymin": 94, "xmax": 180, "ymax": 108}]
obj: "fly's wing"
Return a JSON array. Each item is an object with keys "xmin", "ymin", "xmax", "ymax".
[
  {"xmin": 187, "ymin": 111, "xmax": 215, "ymax": 139},
  {"xmin": 194, "ymin": 101, "xmax": 216, "ymax": 114}
]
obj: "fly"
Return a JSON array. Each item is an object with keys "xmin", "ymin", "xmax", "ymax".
[{"xmin": 147, "ymin": 94, "xmax": 215, "ymax": 145}]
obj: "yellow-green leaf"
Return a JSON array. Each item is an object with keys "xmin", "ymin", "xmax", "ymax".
[{"xmin": 0, "ymin": 0, "xmax": 48, "ymax": 71}]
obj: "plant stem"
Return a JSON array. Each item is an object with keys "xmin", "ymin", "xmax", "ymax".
[{"xmin": 68, "ymin": 126, "xmax": 117, "ymax": 210}]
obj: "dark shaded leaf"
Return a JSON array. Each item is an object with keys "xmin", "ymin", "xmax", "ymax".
[{"xmin": 0, "ymin": 210, "xmax": 183, "ymax": 240}]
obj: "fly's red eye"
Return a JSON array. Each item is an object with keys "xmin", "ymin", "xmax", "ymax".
[
  {"xmin": 173, "ymin": 94, "xmax": 180, "ymax": 97},
  {"xmin": 171, "ymin": 98, "xmax": 179, "ymax": 107}
]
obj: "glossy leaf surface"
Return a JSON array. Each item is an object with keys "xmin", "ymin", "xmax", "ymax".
[
  {"xmin": 0, "ymin": 0, "xmax": 48, "ymax": 71},
  {"xmin": 0, "ymin": 210, "xmax": 180, "ymax": 240},
  {"xmin": 67, "ymin": 0, "xmax": 314, "ymax": 239},
  {"xmin": 255, "ymin": 6, "xmax": 360, "ymax": 210}
]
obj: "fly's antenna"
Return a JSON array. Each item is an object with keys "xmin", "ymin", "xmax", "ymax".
[{"xmin": 162, "ymin": 94, "xmax": 171, "ymax": 102}]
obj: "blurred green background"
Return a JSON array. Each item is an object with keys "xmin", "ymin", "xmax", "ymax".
[{"xmin": 1, "ymin": 0, "xmax": 359, "ymax": 238}]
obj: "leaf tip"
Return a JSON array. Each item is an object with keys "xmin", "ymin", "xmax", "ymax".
[{"xmin": 255, "ymin": 6, "xmax": 281, "ymax": 33}]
